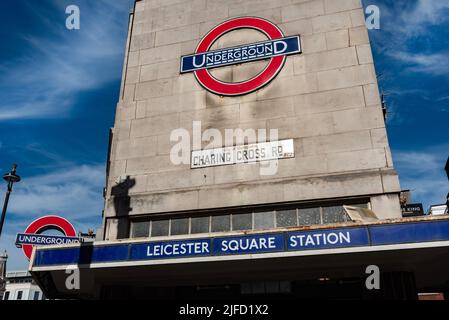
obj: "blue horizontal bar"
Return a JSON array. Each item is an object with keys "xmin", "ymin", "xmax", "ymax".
[
  {"xmin": 32, "ymin": 220, "xmax": 449, "ymax": 267},
  {"xmin": 369, "ymin": 220, "xmax": 449, "ymax": 245},
  {"xmin": 180, "ymin": 36, "xmax": 301, "ymax": 73}
]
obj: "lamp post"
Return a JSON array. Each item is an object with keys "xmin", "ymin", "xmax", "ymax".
[{"xmin": 0, "ymin": 164, "xmax": 21, "ymax": 238}]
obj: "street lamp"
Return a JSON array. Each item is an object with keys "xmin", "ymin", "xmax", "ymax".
[{"xmin": 0, "ymin": 164, "xmax": 21, "ymax": 238}]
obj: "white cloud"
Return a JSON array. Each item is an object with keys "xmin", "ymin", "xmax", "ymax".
[
  {"xmin": 406, "ymin": 0, "xmax": 449, "ymax": 27},
  {"xmin": 8, "ymin": 164, "xmax": 106, "ymax": 221},
  {"xmin": 0, "ymin": 164, "xmax": 107, "ymax": 270},
  {"xmin": 388, "ymin": 51, "xmax": 449, "ymax": 76},
  {"xmin": 0, "ymin": 0, "xmax": 133, "ymax": 121},
  {"xmin": 393, "ymin": 145, "xmax": 449, "ymax": 210},
  {"xmin": 0, "ymin": 233, "xmax": 26, "ymax": 271},
  {"xmin": 383, "ymin": 0, "xmax": 449, "ymax": 39},
  {"xmin": 368, "ymin": 0, "xmax": 449, "ymax": 79}
]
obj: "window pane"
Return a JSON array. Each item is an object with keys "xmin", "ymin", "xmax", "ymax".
[
  {"xmin": 191, "ymin": 217, "xmax": 210, "ymax": 234},
  {"xmin": 171, "ymin": 218, "xmax": 189, "ymax": 235},
  {"xmin": 322, "ymin": 206, "xmax": 347, "ymax": 224},
  {"xmin": 4, "ymin": 292, "xmax": 9, "ymax": 300},
  {"xmin": 151, "ymin": 220, "xmax": 169, "ymax": 237},
  {"xmin": 33, "ymin": 291, "xmax": 40, "ymax": 301},
  {"xmin": 254, "ymin": 211, "xmax": 274, "ymax": 230},
  {"xmin": 232, "ymin": 213, "xmax": 252, "ymax": 231},
  {"xmin": 276, "ymin": 210, "xmax": 297, "ymax": 228},
  {"xmin": 211, "ymin": 215, "xmax": 230, "ymax": 232},
  {"xmin": 131, "ymin": 221, "xmax": 150, "ymax": 238},
  {"xmin": 17, "ymin": 291, "xmax": 23, "ymax": 300},
  {"xmin": 298, "ymin": 208, "xmax": 321, "ymax": 226}
]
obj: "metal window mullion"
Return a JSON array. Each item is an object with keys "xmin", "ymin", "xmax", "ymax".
[
  {"xmin": 320, "ymin": 207, "xmax": 324, "ymax": 225},
  {"xmin": 274, "ymin": 210, "xmax": 278, "ymax": 228},
  {"xmin": 252, "ymin": 212, "xmax": 255, "ymax": 230},
  {"xmin": 130, "ymin": 221, "xmax": 134, "ymax": 238},
  {"xmin": 296, "ymin": 208, "xmax": 300, "ymax": 227}
]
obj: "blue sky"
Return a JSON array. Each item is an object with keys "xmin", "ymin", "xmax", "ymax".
[{"xmin": 0, "ymin": 0, "xmax": 448, "ymax": 270}]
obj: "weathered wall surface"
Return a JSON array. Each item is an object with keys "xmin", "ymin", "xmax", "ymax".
[{"xmin": 105, "ymin": 0, "xmax": 401, "ymax": 238}]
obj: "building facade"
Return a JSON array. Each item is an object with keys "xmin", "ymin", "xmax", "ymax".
[
  {"xmin": 104, "ymin": 0, "xmax": 401, "ymax": 242},
  {"xmin": 2, "ymin": 271, "xmax": 45, "ymax": 301},
  {"xmin": 29, "ymin": 0, "xmax": 449, "ymax": 300}
]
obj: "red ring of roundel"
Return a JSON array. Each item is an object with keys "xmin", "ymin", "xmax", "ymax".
[
  {"xmin": 22, "ymin": 215, "xmax": 77, "ymax": 260},
  {"xmin": 194, "ymin": 17, "xmax": 286, "ymax": 96}
]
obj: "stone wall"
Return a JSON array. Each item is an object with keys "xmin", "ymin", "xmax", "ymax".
[{"xmin": 104, "ymin": 0, "xmax": 401, "ymax": 239}]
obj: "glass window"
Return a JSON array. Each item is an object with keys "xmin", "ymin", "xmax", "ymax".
[
  {"xmin": 33, "ymin": 291, "xmax": 40, "ymax": 301},
  {"xmin": 232, "ymin": 213, "xmax": 252, "ymax": 231},
  {"xmin": 151, "ymin": 220, "xmax": 169, "ymax": 237},
  {"xmin": 131, "ymin": 221, "xmax": 150, "ymax": 238},
  {"xmin": 4, "ymin": 291, "xmax": 10, "ymax": 300},
  {"xmin": 254, "ymin": 211, "xmax": 274, "ymax": 230},
  {"xmin": 17, "ymin": 291, "xmax": 23, "ymax": 300},
  {"xmin": 298, "ymin": 207, "xmax": 321, "ymax": 226},
  {"xmin": 191, "ymin": 217, "xmax": 210, "ymax": 234},
  {"xmin": 170, "ymin": 218, "xmax": 189, "ymax": 236},
  {"xmin": 276, "ymin": 210, "xmax": 297, "ymax": 228},
  {"xmin": 322, "ymin": 206, "xmax": 347, "ymax": 224},
  {"xmin": 211, "ymin": 215, "xmax": 230, "ymax": 232}
]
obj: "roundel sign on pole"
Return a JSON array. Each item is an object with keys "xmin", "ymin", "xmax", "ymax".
[
  {"xmin": 180, "ymin": 17, "xmax": 302, "ymax": 96},
  {"xmin": 15, "ymin": 216, "xmax": 79, "ymax": 260}
]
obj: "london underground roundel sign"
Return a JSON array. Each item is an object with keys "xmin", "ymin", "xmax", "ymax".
[
  {"xmin": 15, "ymin": 215, "xmax": 79, "ymax": 260},
  {"xmin": 180, "ymin": 17, "xmax": 302, "ymax": 96}
]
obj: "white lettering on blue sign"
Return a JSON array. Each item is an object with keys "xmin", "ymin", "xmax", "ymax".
[
  {"xmin": 289, "ymin": 232, "xmax": 351, "ymax": 248},
  {"xmin": 181, "ymin": 36, "xmax": 301, "ymax": 73},
  {"xmin": 213, "ymin": 234, "xmax": 284, "ymax": 255},
  {"xmin": 146, "ymin": 242, "xmax": 210, "ymax": 257},
  {"xmin": 15, "ymin": 233, "xmax": 80, "ymax": 247},
  {"xmin": 220, "ymin": 236, "xmax": 277, "ymax": 252}
]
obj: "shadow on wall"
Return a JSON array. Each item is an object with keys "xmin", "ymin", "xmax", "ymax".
[{"xmin": 110, "ymin": 176, "xmax": 136, "ymax": 239}]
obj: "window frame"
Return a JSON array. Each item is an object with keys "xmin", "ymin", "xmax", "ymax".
[{"xmin": 128, "ymin": 198, "xmax": 370, "ymax": 239}]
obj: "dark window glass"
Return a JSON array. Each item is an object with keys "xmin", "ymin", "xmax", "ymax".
[
  {"xmin": 266, "ymin": 281, "xmax": 280, "ymax": 294},
  {"xmin": 151, "ymin": 220, "xmax": 169, "ymax": 237},
  {"xmin": 211, "ymin": 215, "xmax": 230, "ymax": 232},
  {"xmin": 276, "ymin": 210, "xmax": 297, "ymax": 228},
  {"xmin": 254, "ymin": 211, "xmax": 274, "ymax": 229},
  {"xmin": 131, "ymin": 221, "xmax": 150, "ymax": 238},
  {"xmin": 33, "ymin": 291, "xmax": 40, "ymax": 300},
  {"xmin": 17, "ymin": 291, "xmax": 23, "ymax": 300},
  {"xmin": 4, "ymin": 291, "xmax": 10, "ymax": 300},
  {"xmin": 298, "ymin": 208, "xmax": 321, "ymax": 226},
  {"xmin": 191, "ymin": 217, "xmax": 210, "ymax": 234},
  {"xmin": 322, "ymin": 206, "xmax": 347, "ymax": 224},
  {"xmin": 279, "ymin": 281, "xmax": 292, "ymax": 293},
  {"xmin": 171, "ymin": 218, "xmax": 189, "ymax": 235},
  {"xmin": 232, "ymin": 213, "xmax": 252, "ymax": 231}
]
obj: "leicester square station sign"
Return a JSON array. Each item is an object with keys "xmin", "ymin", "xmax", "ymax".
[
  {"xmin": 15, "ymin": 215, "xmax": 79, "ymax": 260},
  {"xmin": 180, "ymin": 17, "xmax": 301, "ymax": 96}
]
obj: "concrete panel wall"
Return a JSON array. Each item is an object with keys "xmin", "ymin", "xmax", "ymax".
[{"xmin": 105, "ymin": 0, "xmax": 401, "ymax": 237}]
